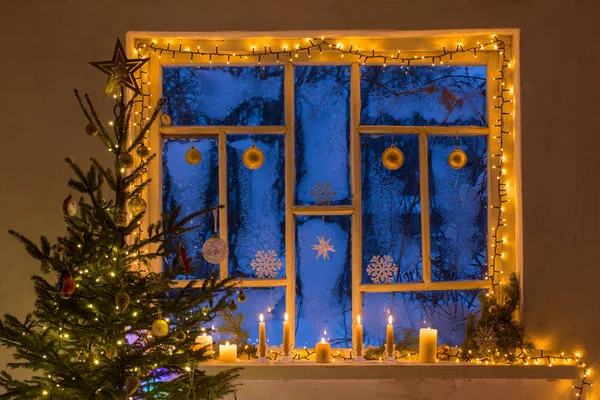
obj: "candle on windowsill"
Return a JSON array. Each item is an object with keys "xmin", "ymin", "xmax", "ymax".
[
  {"xmin": 419, "ymin": 327, "xmax": 438, "ymax": 363},
  {"xmin": 192, "ymin": 332, "xmax": 213, "ymax": 356},
  {"xmin": 258, "ymin": 313, "xmax": 267, "ymax": 358},
  {"xmin": 355, "ymin": 315, "xmax": 363, "ymax": 357},
  {"xmin": 283, "ymin": 312, "xmax": 291, "ymax": 356},
  {"xmin": 386, "ymin": 315, "xmax": 394, "ymax": 357},
  {"xmin": 219, "ymin": 341, "xmax": 237, "ymax": 363},
  {"xmin": 315, "ymin": 337, "xmax": 331, "ymax": 363}
]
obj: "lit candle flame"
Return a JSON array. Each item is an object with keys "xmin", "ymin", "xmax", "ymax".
[
  {"xmin": 388, "ymin": 315, "xmax": 393, "ymax": 325},
  {"xmin": 357, "ymin": 315, "xmax": 361, "ymax": 325},
  {"xmin": 321, "ymin": 337, "xmax": 325, "ymax": 344},
  {"xmin": 284, "ymin": 312, "xmax": 289, "ymax": 321},
  {"xmin": 225, "ymin": 341, "xmax": 230, "ymax": 346},
  {"xmin": 259, "ymin": 313, "xmax": 264, "ymax": 322},
  {"xmin": 324, "ymin": 329, "xmax": 327, "ymax": 336}
]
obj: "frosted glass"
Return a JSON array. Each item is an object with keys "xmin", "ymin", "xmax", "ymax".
[
  {"xmin": 429, "ymin": 135, "xmax": 488, "ymax": 281},
  {"xmin": 361, "ymin": 65, "xmax": 487, "ymax": 126},
  {"xmin": 362, "ymin": 290, "xmax": 482, "ymax": 347},
  {"xmin": 162, "ymin": 66, "xmax": 285, "ymax": 126},
  {"xmin": 361, "ymin": 135, "xmax": 422, "ymax": 284},
  {"xmin": 162, "ymin": 138, "xmax": 219, "ymax": 279},
  {"xmin": 227, "ymin": 135, "xmax": 285, "ymax": 279},
  {"xmin": 295, "ymin": 216, "xmax": 352, "ymax": 348},
  {"xmin": 295, "ymin": 65, "xmax": 351, "ymax": 205}
]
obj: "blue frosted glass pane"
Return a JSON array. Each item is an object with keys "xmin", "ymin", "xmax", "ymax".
[
  {"xmin": 162, "ymin": 66, "xmax": 285, "ymax": 126},
  {"xmin": 361, "ymin": 135, "xmax": 422, "ymax": 283},
  {"xmin": 227, "ymin": 135, "xmax": 285, "ymax": 279},
  {"xmin": 162, "ymin": 138, "xmax": 219, "ymax": 279},
  {"xmin": 361, "ymin": 66, "xmax": 487, "ymax": 126},
  {"xmin": 295, "ymin": 66, "xmax": 351, "ymax": 205},
  {"xmin": 429, "ymin": 136, "xmax": 488, "ymax": 281},
  {"xmin": 213, "ymin": 287, "xmax": 286, "ymax": 348},
  {"xmin": 295, "ymin": 216, "xmax": 352, "ymax": 348},
  {"xmin": 362, "ymin": 290, "xmax": 482, "ymax": 347}
]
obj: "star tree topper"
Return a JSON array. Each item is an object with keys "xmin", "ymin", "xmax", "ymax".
[
  {"xmin": 312, "ymin": 236, "xmax": 336, "ymax": 260},
  {"xmin": 89, "ymin": 39, "xmax": 149, "ymax": 97}
]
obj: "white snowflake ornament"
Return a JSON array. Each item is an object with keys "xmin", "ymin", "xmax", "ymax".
[
  {"xmin": 250, "ymin": 250, "xmax": 283, "ymax": 279},
  {"xmin": 310, "ymin": 182, "xmax": 336, "ymax": 205},
  {"xmin": 366, "ymin": 255, "xmax": 398, "ymax": 284},
  {"xmin": 312, "ymin": 236, "xmax": 336, "ymax": 260}
]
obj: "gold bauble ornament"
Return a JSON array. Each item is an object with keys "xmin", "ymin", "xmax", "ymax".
[
  {"xmin": 115, "ymin": 291, "xmax": 131, "ymax": 312},
  {"xmin": 152, "ymin": 318, "xmax": 169, "ymax": 337},
  {"xmin": 202, "ymin": 236, "xmax": 228, "ymax": 264},
  {"xmin": 242, "ymin": 144, "xmax": 264, "ymax": 170},
  {"xmin": 114, "ymin": 209, "xmax": 128, "ymax": 227},
  {"xmin": 136, "ymin": 145, "xmax": 150, "ymax": 158},
  {"xmin": 173, "ymin": 329, "xmax": 187, "ymax": 342},
  {"xmin": 85, "ymin": 123, "xmax": 98, "ymax": 136},
  {"xmin": 125, "ymin": 376, "xmax": 140, "ymax": 396},
  {"xmin": 227, "ymin": 299, "xmax": 238, "ymax": 313},
  {"xmin": 382, "ymin": 144, "xmax": 404, "ymax": 170},
  {"xmin": 128, "ymin": 196, "xmax": 147, "ymax": 216},
  {"xmin": 160, "ymin": 113, "xmax": 172, "ymax": 126},
  {"xmin": 185, "ymin": 146, "xmax": 202, "ymax": 165},
  {"xmin": 237, "ymin": 289, "xmax": 246, "ymax": 303},
  {"xmin": 448, "ymin": 148, "xmax": 468, "ymax": 169},
  {"xmin": 118, "ymin": 153, "xmax": 134, "ymax": 168}
]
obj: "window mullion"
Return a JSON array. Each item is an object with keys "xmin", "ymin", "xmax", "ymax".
[
  {"xmin": 418, "ymin": 130, "xmax": 432, "ymax": 284},
  {"xmin": 218, "ymin": 130, "xmax": 229, "ymax": 280}
]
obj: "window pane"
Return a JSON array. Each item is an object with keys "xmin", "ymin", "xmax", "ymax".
[
  {"xmin": 227, "ymin": 135, "xmax": 285, "ymax": 279},
  {"xmin": 162, "ymin": 66, "xmax": 285, "ymax": 126},
  {"xmin": 213, "ymin": 287, "xmax": 286, "ymax": 348},
  {"xmin": 360, "ymin": 65, "xmax": 487, "ymax": 126},
  {"xmin": 295, "ymin": 215, "xmax": 352, "ymax": 348},
  {"xmin": 361, "ymin": 135, "xmax": 422, "ymax": 283},
  {"xmin": 429, "ymin": 135, "xmax": 488, "ymax": 281},
  {"xmin": 295, "ymin": 65, "xmax": 351, "ymax": 205},
  {"xmin": 362, "ymin": 290, "xmax": 483, "ymax": 347},
  {"xmin": 162, "ymin": 138, "xmax": 219, "ymax": 279}
]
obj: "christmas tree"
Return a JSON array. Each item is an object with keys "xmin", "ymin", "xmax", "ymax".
[{"xmin": 0, "ymin": 40, "xmax": 239, "ymax": 399}]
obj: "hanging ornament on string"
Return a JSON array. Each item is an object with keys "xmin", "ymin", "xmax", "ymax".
[
  {"xmin": 114, "ymin": 209, "xmax": 128, "ymax": 227},
  {"xmin": 173, "ymin": 329, "xmax": 187, "ymax": 342},
  {"xmin": 118, "ymin": 153, "xmax": 134, "ymax": 168},
  {"xmin": 185, "ymin": 145, "xmax": 202, "ymax": 165},
  {"xmin": 227, "ymin": 299, "xmax": 238, "ymax": 312},
  {"xmin": 54, "ymin": 243, "xmax": 65, "ymax": 255},
  {"xmin": 127, "ymin": 196, "xmax": 147, "ymax": 216},
  {"xmin": 160, "ymin": 98, "xmax": 172, "ymax": 126},
  {"xmin": 151, "ymin": 310, "xmax": 169, "ymax": 337},
  {"xmin": 202, "ymin": 208, "xmax": 228, "ymax": 264},
  {"xmin": 382, "ymin": 143, "xmax": 404, "ymax": 170},
  {"xmin": 242, "ymin": 143, "xmax": 264, "ymax": 170},
  {"xmin": 115, "ymin": 290, "xmax": 131, "ymax": 312},
  {"xmin": 136, "ymin": 144, "xmax": 150, "ymax": 158},
  {"xmin": 62, "ymin": 194, "xmax": 79, "ymax": 217},
  {"xmin": 57, "ymin": 270, "xmax": 75, "ymax": 299},
  {"xmin": 125, "ymin": 376, "xmax": 141, "ymax": 397},
  {"xmin": 237, "ymin": 288, "xmax": 247, "ymax": 303},
  {"xmin": 448, "ymin": 143, "xmax": 468, "ymax": 169},
  {"xmin": 312, "ymin": 216, "xmax": 336, "ymax": 260},
  {"xmin": 85, "ymin": 123, "xmax": 98, "ymax": 137},
  {"xmin": 179, "ymin": 242, "xmax": 192, "ymax": 275}
]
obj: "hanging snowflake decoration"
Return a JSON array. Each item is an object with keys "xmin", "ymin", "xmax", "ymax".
[
  {"xmin": 475, "ymin": 326, "xmax": 498, "ymax": 357},
  {"xmin": 312, "ymin": 236, "xmax": 336, "ymax": 260},
  {"xmin": 366, "ymin": 255, "xmax": 398, "ymax": 284},
  {"xmin": 310, "ymin": 182, "xmax": 336, "ymax": 205},
  {"xmin": 250, "ymin": 250, "xmax": 283, "ymax": 279}
]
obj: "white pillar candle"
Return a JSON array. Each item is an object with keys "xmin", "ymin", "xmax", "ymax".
[
  {"xmin": 258, "ymin": 313, "xmax": 267, "ymax": 358},
  {"xmin": 386, "ymin": 315, "xmax": 394, "ymax": 356},
  {"xmin": 315, "ymin": 337, "xmax": 331, "ymax": 363},
  {"xmin": 192, "ymin": 333, "xmax": 213, "ymax": 356},
  {"xmin": 355, "ymin": 315, "xmax": 363, "ymax": 356},
  {"xmin": 419, "ymin": 328, "xmax": 438, "ymax": 363},
  {"xmin": 282, "ymin": 312, "xmax": 291, "ymax": 356},
  {"xmin": 219, "ymin": 341, "xmax": 237, "ymax": 363}
]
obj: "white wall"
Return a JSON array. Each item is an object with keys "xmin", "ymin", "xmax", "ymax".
[{"xmin": 1, "ymin": 0, "xmax": 599, "ymax": 398}]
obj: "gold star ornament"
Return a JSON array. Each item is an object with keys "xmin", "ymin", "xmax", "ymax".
[
  {"xmin": 89, "ymin": 39, "xmax": 149, "ymax": 97},
  {"xmin": 312, "ymin": 236, "xmax": 336, "ymax": 260}
]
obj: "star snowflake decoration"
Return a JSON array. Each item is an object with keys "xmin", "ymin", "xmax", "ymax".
[
  {"xmin": 250, "ymin": 250, "xmax": 283, "ymax": 279},
  {"xmin": 366, "ymin": 255, "xmax": 398, "ymax": 284},
  {"xmin": 310, "ymin": 182, "xmax": 336, "ymax": 205},
  {"xmin": 312, "ymin": 236, "xmax": 336, "ymax": 260}
]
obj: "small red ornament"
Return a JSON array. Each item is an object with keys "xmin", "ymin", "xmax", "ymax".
[
  {"xmin": 57, "ymin": 270, "xmax": 75, "ymax": 298},
  {"xmin": 179, "ymin": 242, "xmax": 191, "ymax": 275}
]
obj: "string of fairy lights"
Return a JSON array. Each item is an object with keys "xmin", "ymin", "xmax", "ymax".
[{"xmin": 130, "ymin": 36, "xmax": 593, "ymax": 398}]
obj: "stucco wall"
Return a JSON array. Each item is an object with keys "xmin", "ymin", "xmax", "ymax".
[{"xmin": 1, "ymin": 0, "xmax": 598, "ymax": 398}]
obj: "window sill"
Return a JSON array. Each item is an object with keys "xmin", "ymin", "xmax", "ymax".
[{"xmin": 200, "ymin": 361, "xmax": 581, "ymax": 381}]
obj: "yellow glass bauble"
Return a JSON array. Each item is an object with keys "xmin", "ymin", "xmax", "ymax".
[
  {"xmin": 185, "ymin": 146, "xmax": 202, "ymax": 165},
  {"xmin": 151, "ymin": 319, "xmax": 169, "ymax": 337},
  {"xmin": 136, "ymin": 145, "xmax": 150, "ymax": 158},
  {"xmin": 242, "ymin": 144, "xmax": 264, "ymax": 170},
  {"xmin": 128, "ymin": 196, "xmax": 147, "ymax": 216},
  {"xmin": 382, "ymin": 144, "xmax": 404, "ymax": 170},
  {"xmin": 448, "ymin": 148, "xmax": 468, "ymax": 169},
  {"xmin": 118, "ymin": 153, "xmax": 134, "ymax": 168},
  {"xmin": 85, "ymin": 123, "xmax": 98, "ymax": 136}
]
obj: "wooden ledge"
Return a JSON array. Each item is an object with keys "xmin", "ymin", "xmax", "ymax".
[{"xmin": 200, "ymin": 361, "xmax": 581, "ymax": 381}]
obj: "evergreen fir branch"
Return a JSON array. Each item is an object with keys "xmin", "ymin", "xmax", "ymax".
[
  {"xmin": 128, "ymin": 98, "xmax": 166, "ymax": 153},
  {"xmin": 83, "ymin": 93, "xmax": 114, "ymax": 149},
  {"xmin": 7, "ymin": 230, "xmax": 45, "ymax": 261},
  {"xmin": 90, "ymin": 157, "xmax": 117, "ymax": 190}
]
